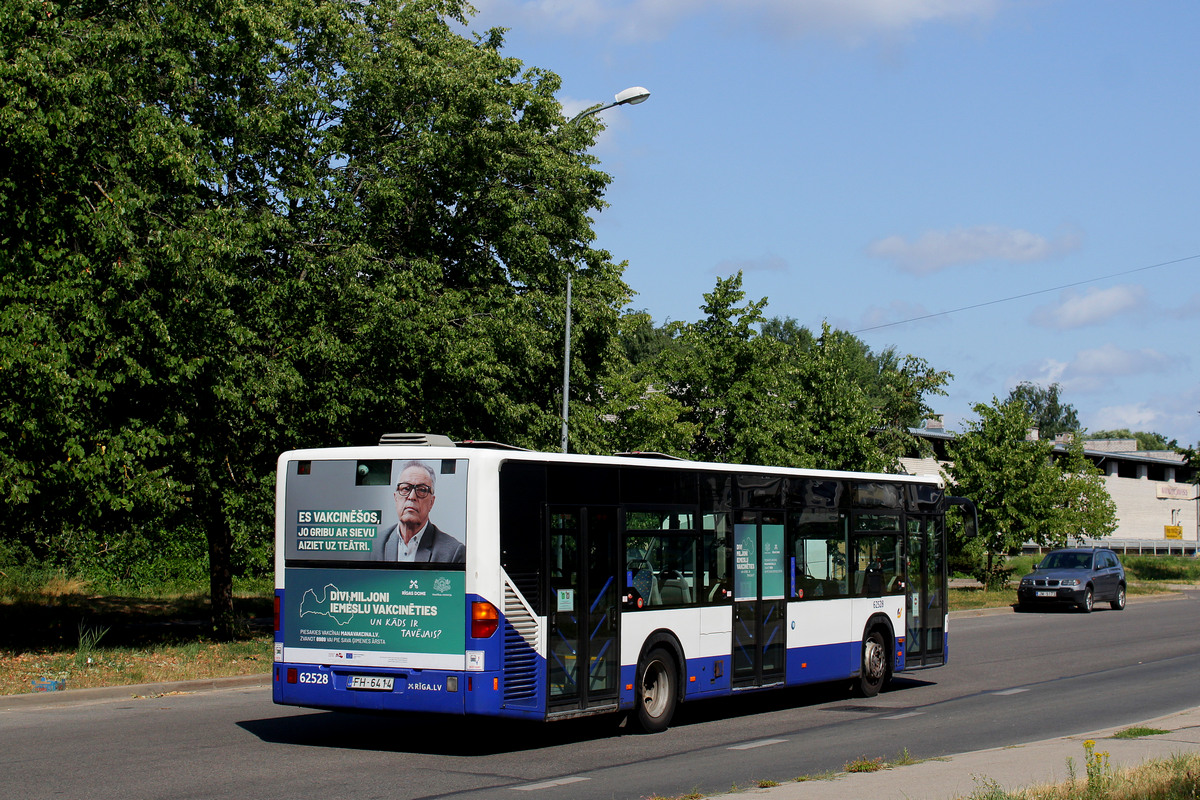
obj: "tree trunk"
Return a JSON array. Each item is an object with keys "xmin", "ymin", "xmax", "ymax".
[{"xmin": 206, "ymin": 512, "xmax": 236, "ymax": 641}]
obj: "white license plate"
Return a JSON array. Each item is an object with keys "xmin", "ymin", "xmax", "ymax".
[
  {"xmin": 348, "ymin": 675, "xmax": 394, "ymax": 691},
  {"xmin": 1036, "ymin": 591, "xmax": 1056, "ymax": 598}
]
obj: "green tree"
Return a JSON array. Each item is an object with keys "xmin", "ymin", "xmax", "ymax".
[
  {"xmin": 761, "ymin": 318, "xmax": 950, "ymax": 471},
  {"xmin": 618, "ymin": 309, "xmax": 682, "ymax": 372},
  {"xmin": 946, "ymin": 399, "xmax": 1116, "ymax": 587},
  {"xmin": 1, "ymin": 0, "xmax": 629, "ymax": 635},
  {"xmin": 1047, "ymin": 436, "xmax": 1118, "ymax": 544},
  {"xmin": 946, "ymin": 399, "xmax": 1059, "ymax": 586},
  {"xmin": 1005, "ymin": 381, "xmax": 1079, "ymax": 440},
  {"xmin": 649, "ymin": 274, "xmax": 790, "ymax": 465},
  {"xmin": 781, "ymin": 323, "xmax": 890, "ymax": 472},
  {"xmin": 629, "ymin": 276, "xmax": 949, "ymax": 472}
]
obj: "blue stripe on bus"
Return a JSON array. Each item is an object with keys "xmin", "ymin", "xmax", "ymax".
[{"xmin": 784, "ymin": 641, "xmax": 856, "ymax": 684}]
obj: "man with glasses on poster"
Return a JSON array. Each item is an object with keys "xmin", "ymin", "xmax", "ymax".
[{"xmin": 373, "ymin": 461, "xmax": 466, "ymax": 563}]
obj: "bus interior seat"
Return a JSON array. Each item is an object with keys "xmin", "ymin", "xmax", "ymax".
[
  {"xmin": 629, "ymin": 560, "xmax": 662, "ymax": 607},
  {"xmin": 659, "ymin": 569, "xmax": 692, "ymax": 605}
]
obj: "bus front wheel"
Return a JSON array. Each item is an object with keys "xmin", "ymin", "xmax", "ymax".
[
  {"xmin": 634, "ymin": 647, "xmax": 678, "ymax": 733},
  {"xmin": 856, "ymin": 630, "xmax": 888, "ymax": 697}
]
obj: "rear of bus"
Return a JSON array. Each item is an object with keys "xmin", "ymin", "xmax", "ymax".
[{"xmin": 272, "ymin": 446, "xmax": 498, "ymax": 715}]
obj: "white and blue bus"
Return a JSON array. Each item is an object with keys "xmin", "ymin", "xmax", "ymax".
[{"xmin": 273, "ymin": 434, "xmax": 975, "ymax": 731}]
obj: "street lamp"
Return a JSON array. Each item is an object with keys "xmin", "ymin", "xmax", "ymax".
[{"xmin": 560, "ymin": 86, "xmax": 650, "ymax": 454}]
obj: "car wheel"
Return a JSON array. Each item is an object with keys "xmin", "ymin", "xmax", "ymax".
[
  {"xmin": 1110, "ymin": 584, "xmax": 1126, "ymax": 611},
  {"xmin": 856, "ymin": 630, "xmax": 888, "ymax": 697},
  {"xmin": 1078, "ymin": 586, "xmax": 1094, "ymax": 613},
  {"xmin": 634, "ymin": 647, "xmax": 678, "ymax": 733}
]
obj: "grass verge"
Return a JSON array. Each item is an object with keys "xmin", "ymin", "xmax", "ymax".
[
  {"xmin": 1, "ymin": 575, "xmax": 272, "ymax": 696},
  {"xmin": 969, "ymin": 749, "xmax": 1200, "ymax": 800}
]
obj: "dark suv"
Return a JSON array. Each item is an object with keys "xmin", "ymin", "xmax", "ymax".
[{"xmin": 1016, "ymin": 547, "xmax": 1126, "ymax": 613}]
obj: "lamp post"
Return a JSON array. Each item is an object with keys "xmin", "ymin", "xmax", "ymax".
[{"xmin": 560, "ymin": 86, "xmax": 650, "ymax": 454}]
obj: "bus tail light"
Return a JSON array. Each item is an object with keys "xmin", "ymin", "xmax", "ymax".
[
  {"xmin": 471, "ymin": 601, "xmax": 499, "ymax": 639},
  {"xmin": 274, "ymin": 594, "xmax": 281, "ymax": 632}
]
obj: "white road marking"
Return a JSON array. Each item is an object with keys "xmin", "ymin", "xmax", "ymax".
[
  {"xmin": 728, "ymin": 738, "xmax": 788, "ymax": 750},
  {"xmin": 512, "ymin": 777, "xmax": 590, "ymax": 791}
]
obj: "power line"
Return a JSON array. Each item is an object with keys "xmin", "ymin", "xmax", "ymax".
[{"xmin": 852, "ymin": 253, "xmax": 1200, "ymax": 334}]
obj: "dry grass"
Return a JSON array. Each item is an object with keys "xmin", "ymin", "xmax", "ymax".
[
  {"xmin": 0, "ymin": 579, "xmax": 272, "ymax": 696},
  {"xmin": 2, "ymin": 637, "xmax": 271, "ymax": 695}
]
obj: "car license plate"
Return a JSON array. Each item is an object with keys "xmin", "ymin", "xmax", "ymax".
[
  {"xmin": 348, "ymin": 675, "xmax": 394, "ymax": 691},
  {"xmin": 1036, "ymin": 591, "xmax": 1056, "ymax": 598}
]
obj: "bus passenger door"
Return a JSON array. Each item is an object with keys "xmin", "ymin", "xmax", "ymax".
[
  {"xmin": 905, "ymin": 515, "xmax": 946, "ymax": 667},
  {"xmin": 732, "ymin": 511, "xmax": 786, "ymax": 688},
  {"xmin": 547, "ymin": 506, "xmax": 619, "ymax": 712}
]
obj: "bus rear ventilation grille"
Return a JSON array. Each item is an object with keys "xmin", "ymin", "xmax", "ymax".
[{"xmin": 377, "ymin": 433, "xmax": 456, "ymax": 447}]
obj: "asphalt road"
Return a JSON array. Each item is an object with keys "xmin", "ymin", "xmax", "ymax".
[{"xmin": 4, "ymin": 592, "xmax": 1198, "ymax": 800}]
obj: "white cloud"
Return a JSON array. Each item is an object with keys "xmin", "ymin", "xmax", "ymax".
[
  {"xmin": 720, "ymin": 0, "xmax": 1000, "ymax": 42},
  {"xmin": 1029, "ymin": 285, "xmax": 1147, "ymax": 330},
  {"xmin": 1088, "ymin": 402, "xmax": 1168, "ymax": 433},
  {"xmin": 1027, "ymin": 343, "xmax": 1172, "ymax": 394},
  {"xmin": 857, "ymin": 299, "xmax": 937, "ymax": 331},
  {"xmin": 1071, "ymin": 344, "xmax": 1170, "ymax": 378},
  {"xmin": 712, "ymin": 253, "xmax": 789, "ymax": 274},
  {"xmin": 1165, "ymin": 292, "xmax": 1200, "ymax": 320},
  {"xmin": 866, "ymin": 225, "xmax": 1083, "ymax": 275},
  {"xmin": 470, "ymin": 0, "xmax": 999, "ymax": 43}
]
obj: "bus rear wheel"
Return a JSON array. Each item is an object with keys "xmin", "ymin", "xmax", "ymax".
[
  {"xmin": 634, "ymin": 647, "xmax": 678, "ymax": 733},
  {"xmin": 856, "ymin": 630, "xmax": 888, "ymax": 697}
]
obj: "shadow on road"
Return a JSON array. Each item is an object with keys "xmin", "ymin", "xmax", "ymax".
[{"xmin": 238, "ymin": 675, "xmax": 938, "ymax": 756}]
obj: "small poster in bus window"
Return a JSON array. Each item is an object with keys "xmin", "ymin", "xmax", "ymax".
[
  {"xmin": 761, "ymin": 524, "xmax": 786, "ymax": 600},
  {"xmin": 284, "ymin": 458, "xmax": 468, "ymax": 564},
  {"xmin": 734, "ymin": 523, "xmax": 757, "ymax": 602}
]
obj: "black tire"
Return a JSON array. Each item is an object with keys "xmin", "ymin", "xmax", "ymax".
[
  {"xmin": 634, "ymin": 647, "xmax": 678, "ymax": 733},
  {"xmin": 856, "ymin": 630, "xmax": 888, "ymax": 698},
  {"xmin": 1078, "ymin": 586, "xmax": 1094, "ymax": 613},
  {"xmin": 1110, "ymin": 584, "xmax": 1126, "ymax": 611}
]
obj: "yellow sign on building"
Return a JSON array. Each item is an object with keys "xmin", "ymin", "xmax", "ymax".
[{"xmin": 1164, "ymin": 525, "xmax": 1183, "ymax": 540}]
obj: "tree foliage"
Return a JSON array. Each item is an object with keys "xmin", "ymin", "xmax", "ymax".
[
  {"xmin": 2, "ymin": 0, "xmax": 963, "ymax": 632},
  {"xmin": 1, "ymin": 0, "xmax": 628, "ymax": 634},
  {"xmin": 946, "ymin": 398, "xmax": 1116, "ymax": 587},
  {"xmin": 1048, "ymin": 435, "xmax": 1118, "ymax": 545},
  {"xmin": 619, "ymin": 274, "xmax": 950, "ymax": 472},
  {"xmin": 1005, "ymin": 381, "xmax": 1079, "ymax": 440}
]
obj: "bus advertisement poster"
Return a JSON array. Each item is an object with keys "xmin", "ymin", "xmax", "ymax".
[
  {"xmin": 284, "ymin": 567, "xmax": 466, "ymax": 667},
  {"xmin": 283, "ymin": 457, "xmax": 468, "ymax": 563}
]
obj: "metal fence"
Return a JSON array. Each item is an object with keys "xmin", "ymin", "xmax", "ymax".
[{"xmin": 1022, "ymin": 538, "xmax": 1199, "ymax": 557}]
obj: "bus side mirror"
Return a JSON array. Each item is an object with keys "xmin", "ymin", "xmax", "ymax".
[{"xmin": 947, "ymin": 497, "xmax": 978, "ymax": 540}]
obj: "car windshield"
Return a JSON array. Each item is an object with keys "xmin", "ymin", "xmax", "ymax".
[{"xmin": 1040, "ymin": 552, "xmax": 1092, "ymax": 570}]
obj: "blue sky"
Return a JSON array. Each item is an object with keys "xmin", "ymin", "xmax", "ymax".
[{"xmin": 465, "ymin": 0, "xmax": 1199, "ymax": 447}]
